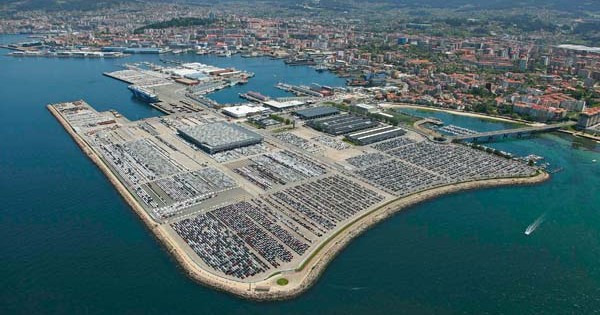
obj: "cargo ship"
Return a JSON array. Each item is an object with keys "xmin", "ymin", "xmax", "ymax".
[
  {"xmin": 128, "ymin": 85, "xmax": 159, "ymax": 103},
  {"xmin": 239, "ymin": 91, "xmax": 270, "ymax": 102}
]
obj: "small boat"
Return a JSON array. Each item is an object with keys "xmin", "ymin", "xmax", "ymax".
[
  {"xmin": 216, "ymin": 51, "xmax": 231, "ymax": 57},
  {"xmin": 525, "ymin": 214, "xmax": 546, "ymax": 235}
]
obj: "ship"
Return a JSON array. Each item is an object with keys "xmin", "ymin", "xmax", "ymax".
[
  {"xmin": 239, "ymin": 91, "xmax": 269, "ymax": 102},
  {"xmin": 524, "ymin": 214, "xmax": 546, "ymax": 235},
  {"xmin": 241, "ymin": 52, "xmax": 261, "ymax": 58},
  {"xmin": 314, "ymin": 64, "xmax": 328, "ymax": 72},
  {"xmin": 284, "ymin": 58, "xmax": 317, "ymax": 66},
  {"xmin": 216, "ymin": 50, "xmax": 232, "ymax": 57},
  {"xmin": 128, "ymin": 85, "xmax": 159, "ymax": 103}
]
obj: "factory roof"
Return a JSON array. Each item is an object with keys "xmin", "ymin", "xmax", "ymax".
[
  {"xmin": 293, "ymin": 106, "xmax": 339, "ymax": 119},
  {"xmin": 348, "ymin": 125, "xmax": 404, "ymax": 140},
  {"xmin": 222, "ymin": 105, "xmax": 269, "ymax": 118},
  {"xmin": 308, "ymin": 114, "xmax": 378, "ymax": 135},
  {"xmin": 264, "ymin": 100, "xmax": 304, "ymax": 109},
  {"xmin": 354, "ymin": 103, "xmax": 376, "ymax": 110},
  {"xmin": 178, "ymin": 122, "xmax": 263, "ymax": 149}
]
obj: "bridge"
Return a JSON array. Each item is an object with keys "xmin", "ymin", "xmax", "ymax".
[{"xmin": 449, "ymin": 121, "xmax": 576, "ymax": 143}]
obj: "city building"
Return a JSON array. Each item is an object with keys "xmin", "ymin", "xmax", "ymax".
[{"xmin": 578, "ymin": 107, "xmax": 600, "ymax": 129}]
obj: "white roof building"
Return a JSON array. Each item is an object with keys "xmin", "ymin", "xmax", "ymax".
[
  {"xmin": 263, "ymin": 100, "xmax": 304, "ymax": 110},
  {"xmin": 222, "ymin": 105, "xmax": 269, "ymax": 118}
]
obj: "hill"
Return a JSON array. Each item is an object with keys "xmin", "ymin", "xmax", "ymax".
[
  {"xmin": 1, "ymin": 0, "xmax": 135, "ymax": 11},
  {"xmin": 2, "ymin": 0, "xmax": 599, "ymax": 12}
]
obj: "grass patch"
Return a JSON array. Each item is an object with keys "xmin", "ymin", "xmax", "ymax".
[
  {"xmin": 383, "ymin": 110, "xmax": 420, "ymax": 125},
  {"xmin": 342, "ymin": 138, "xmax": 357, "ymax": 145},
  {"xmin": 244, "ymin": 120, "xmax": 263, "ymax": 129},
  {"xmin": 271, "ymin": 126, "xmax": 294, "ymax": 133},
  {"xmin": 276, "ymin": 278, "xmax": 289, "ymax": 286}
]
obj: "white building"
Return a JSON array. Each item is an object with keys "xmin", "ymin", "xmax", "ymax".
[{"xmin": 222, "ymin": 105, "xmax": 269, "ymax": 118}]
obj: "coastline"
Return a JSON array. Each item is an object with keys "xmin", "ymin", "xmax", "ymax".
[
  {"xmin": 392, "ymin": 103, "xmax": 600, "ymax": 143},
  {"xmin": 47, "ymin": 105, "xmax": 262, "ymax": 297},
  {"xmin": 48, "ymin": 104, "xmax": 549, "ymax": 301},
  {"xmin": 273, "ymin": 171, "xmax": 550, "ymax": 301},
  {"xmin": 384, "ymin": 103, "xmax": 539, "ymax": 126},
  {"xmin": 558, "ymin": 128, "xmax": 600, "ymax": 142}
]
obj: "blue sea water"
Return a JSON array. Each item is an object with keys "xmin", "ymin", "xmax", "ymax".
[
  {"xmin": 398, "ymin": 107, "xmax": 521, "ymax": 132},
  {"xmin": 1, "ymin": 34, "xmax": 600, "ymax": 314}
]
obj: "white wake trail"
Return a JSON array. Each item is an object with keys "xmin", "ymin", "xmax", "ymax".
[{"xmin": 525, "ymin": 213, "xmax": 546, "ymax": 235}]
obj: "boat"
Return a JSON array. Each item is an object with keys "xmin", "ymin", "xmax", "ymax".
[
  {"xmin": 216, "ymin": 51, "xmax": 231, "ymax": 57},
  {"xmin": 241, "ymin": 52, "xmax": 260, "ymax": 58},
  {"xmin": 284, "ymin": 58, "xmax": 317, "ymax": 66},
  {"xmin": 128, "ymin": 85, "xmax": 159, "ymax": 103},
  {"xmin": 314, "ymin": 64, "xmax": 328, "ymax": 72},
  {"xmin": 239, "ymin": 91, "xmax": 269, "ymax": 102},
  {"xmin": 525, "ymin": 214, "xmax": 546, "ymax": 235}
]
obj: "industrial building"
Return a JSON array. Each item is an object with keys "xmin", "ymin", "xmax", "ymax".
[
  {"xmin": 222, "ymin": 105, "xmax": 269, "ymax": 118},
  {"xmin": 352, "ymin": 103, "xmax": 377, "ymax": 114},
  {"xmin": 307, "ymin": 114, "xmax": 378, "ymax": 135},
  {"xmin": 248, "ymin": 116, "xmax": 282, "ymax": 129},
  {"xmin": 178, "ymin": 122, "xmax": 263, "ymax": 154},
  {"xmin": 293, "ymin": 106, "xmax": 339, "ymax": 120},
  {"xmin": 263, "ymin": 100, "xmax": 305, "ymax": 111},
  {"xmin": 346, "ymin": 126, "xmax": 406, "ymax": 145}
]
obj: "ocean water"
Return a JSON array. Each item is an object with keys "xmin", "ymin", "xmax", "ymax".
[
  {"xmin": 398, "ymin": 107, "xmax": 521, "ymax": 132},
  {"xmin": 1, "ymin": 34, "xmax": 600, "ymax": 314}
]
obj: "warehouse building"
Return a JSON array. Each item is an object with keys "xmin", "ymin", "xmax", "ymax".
[
  {"xmin": 307, "ymin": 114, "xmax": 378, "ymax": 135},
  {"xmin": 346, "ymin": 125, "xmax": 406, "ymax": 145},
  {"xmin": 293, "ymin": 106, "xmax": 340, "ymax": 120},
  {"xmin": 352, "ymin": 103, "xmax": 377, "ymax": 114},
  {"xmin": 222, "ymin": 105, "xmax": 269, "ymax": 118},
  {"xmin": 263, "ymin": 100, "xmax": 305, "ymax": 111},
  {"xmin": 178, "ymin": 122, "xmax": 263, "ymax": 154}
]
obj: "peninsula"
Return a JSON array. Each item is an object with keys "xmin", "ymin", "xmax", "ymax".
[{"xmin": 48, "ymin": 62, "xmax": 548, "ymax": 300}]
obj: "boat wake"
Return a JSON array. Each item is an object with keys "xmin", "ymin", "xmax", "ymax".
[
  {"xmin": 329, "ymin": 284, "xmax": 367, "ymax": 291},
  {"xmin": 525, "ymin": 214, "xmax": 546, "ymax": 235}
]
